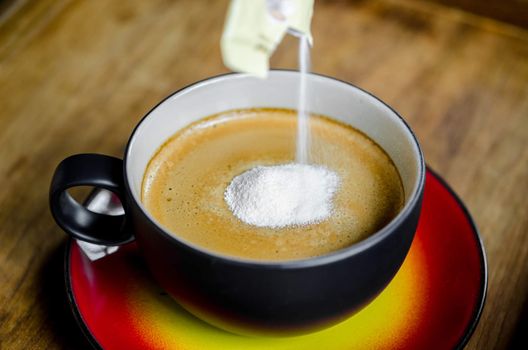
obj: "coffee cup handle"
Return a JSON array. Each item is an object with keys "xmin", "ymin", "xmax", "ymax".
[{"xmin": 49, "ymin": 153, "xmax": 134, "ymax": 245}]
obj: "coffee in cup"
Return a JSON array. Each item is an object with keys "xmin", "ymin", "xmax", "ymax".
[
  {"xmin": 142, "ymin": 108, "xmax": 404, "ymax": 261},
  {"xmin": 50, "ymin": 71, "xmax": 425, "ymax": 336}
]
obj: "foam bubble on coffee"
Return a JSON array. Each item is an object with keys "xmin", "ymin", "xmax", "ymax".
[{"xmin": 224, "ymin": 163, "xmax": 340, "ymax": 228}]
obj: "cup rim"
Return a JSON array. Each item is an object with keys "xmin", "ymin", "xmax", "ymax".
[{"xmin": 123, "ymin": 70, "xmax": 426, "ymax": 268}]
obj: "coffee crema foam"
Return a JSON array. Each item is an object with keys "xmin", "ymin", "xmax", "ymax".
[{"xmin": 142, "ymin": 108, "xmax": 404, "ymax": 261}]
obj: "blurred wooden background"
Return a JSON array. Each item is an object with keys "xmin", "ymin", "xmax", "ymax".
[
  {"xmin": 0, "ymin": 0, "xmax": 527, "ymax": 349},
  {"xmin": 421, "ymin": 0, "xmax": 528, "ymax": 29}
]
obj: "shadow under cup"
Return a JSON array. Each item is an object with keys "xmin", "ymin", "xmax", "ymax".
[{"xmin": 52, "ymin": 71, "xmax": 425, "ymax": 336}]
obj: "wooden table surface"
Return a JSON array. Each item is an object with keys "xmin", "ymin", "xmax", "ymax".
[{"xmin": 1, "ymin": 0, "xmax": 527, "ymax": 349}]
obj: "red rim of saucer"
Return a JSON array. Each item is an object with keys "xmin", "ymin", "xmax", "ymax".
[{"xmin": 63, "ymin": 167, "xmax": 488, "ymax": 350}]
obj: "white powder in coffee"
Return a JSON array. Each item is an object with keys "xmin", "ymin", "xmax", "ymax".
[{"xmin": 224, "ymin": 163, "xmax": 340, "ymax": 228}]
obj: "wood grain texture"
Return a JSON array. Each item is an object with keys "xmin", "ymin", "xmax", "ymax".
[
  {"xmin": 0, "ymin": 0, "xmax": 527, "ymax": 349},
  {"xmin": 419, "ymin": 0, "xmax": 528, "ymax": 29}
]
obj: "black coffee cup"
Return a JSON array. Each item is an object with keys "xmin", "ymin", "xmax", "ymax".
[{"xmin": 50, "ymin": 71, "xmax": 425, "ymax": 336}]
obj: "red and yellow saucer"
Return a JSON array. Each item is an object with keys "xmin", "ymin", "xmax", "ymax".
[{"xmin": 65, "ymin": 169, "xmax": 487, "ymax": 350}]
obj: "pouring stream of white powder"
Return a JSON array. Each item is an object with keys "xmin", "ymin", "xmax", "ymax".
[
  {"xmin": 296, "ymin": 34, "xmax": 310, "ymax": 164},
  {"xmin": 224, "ymin": 164, "xmax": 339, "ymax": 228}
]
